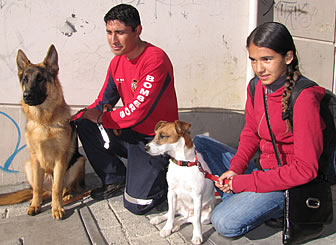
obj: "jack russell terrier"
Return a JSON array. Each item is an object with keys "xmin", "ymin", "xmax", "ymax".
[{"xmin": 145, "ymin": 120, "xmax": 215, "ymax": 245}]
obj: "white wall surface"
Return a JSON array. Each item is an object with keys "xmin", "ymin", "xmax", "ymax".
[
  {"xmin": 1, "ymin": 0, "xmax": 335, "ymax": 109},
  {"xmin": 0, "ymin": 0, "xmax": 250, "ymax": 110},
  {"xmin": 273, "ymin": 0, "xmax": 336, "ymax": 91}
]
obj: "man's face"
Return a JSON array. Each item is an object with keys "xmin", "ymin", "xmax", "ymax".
[{"xmin": 106, "ymin": 20, "xmax": 142, "ymax": 58}]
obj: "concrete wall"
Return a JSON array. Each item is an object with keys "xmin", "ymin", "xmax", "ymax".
[
  {"xmin": 0, "ymin": 0, "xmax": 250, "ymax": 109},
  {"xmin": 0, "ymin": 0, "xmax": 335, "ymax": 186},
  {"xmin": 274, "ymin": 0, "xmax": 336, "ymax": 91}
]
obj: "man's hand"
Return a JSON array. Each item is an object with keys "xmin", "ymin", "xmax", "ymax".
[
  {"xmin": 81, "ymin": 108, "xmax": 102, "ymax": 123},
  {"xmin": 215, "ymin": 170, "xmax": 237, "ymax": 193},
  {"xmin": 70, "ymin": 108, "xmax": 87, "ymax": 121}
]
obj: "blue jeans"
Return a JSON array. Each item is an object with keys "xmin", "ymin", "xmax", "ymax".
[{"xmin": 194, "ymin": 135, "xmax": 284, "ymax": 237}]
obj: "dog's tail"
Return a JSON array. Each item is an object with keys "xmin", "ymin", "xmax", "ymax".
[{"xmin": 0, "ymin": 188, "xmax": 33, "ymax": 205}]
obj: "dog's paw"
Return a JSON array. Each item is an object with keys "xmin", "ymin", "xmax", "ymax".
[
  {"xmin": 191, "ymin": 235, "xmax": 203, "ymax": 245},
  {"xmin": 27, "ymin": 205, "xmax": 41, "ymax": 216},
  {"xmin": 150, "ymin": 216, "xmax": 164, "ymax": 225},
  {"xmin": 172, "ymin": 224, "xmax": 181, "ymax": 232},
  {"xmin": 63, "ymin": 194, "xmax": 72, "ymax": 202},
  {"xmin": 52, "ymin": 207, "xmax": 65, "ymax": 220},
  {"xmin": 201, "ymin": 218, "xmax": 211, "ymax": 225},
  {"xmin": 160, "ymin": 228, "xmax": 172, "ymax": 238}
]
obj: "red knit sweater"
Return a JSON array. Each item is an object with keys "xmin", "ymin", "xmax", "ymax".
[{"xmin": 231, "ymin": 78, "xmax": 325, "ymax": 193}]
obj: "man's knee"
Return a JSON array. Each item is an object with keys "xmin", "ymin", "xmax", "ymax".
[{"xmin": 75, "ymin": 118, "xmax": 96, "ymax": 137}]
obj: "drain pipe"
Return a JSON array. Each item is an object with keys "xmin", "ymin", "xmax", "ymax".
[{"xmin": 246, "ymin": 0, "xmax": 258, "ymax": 87}]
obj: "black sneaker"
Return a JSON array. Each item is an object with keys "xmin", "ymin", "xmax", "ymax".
[{"xmin": 91, "ymin": 182, "xmax": 125, "ymax": 200}]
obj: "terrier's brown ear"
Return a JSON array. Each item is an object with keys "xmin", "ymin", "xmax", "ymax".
[
  {"xmin": 174, "ymin": 120, "xmax": 191, "ymax": 136},
  {"xmin": 154, "ymin": 121, "xmax": 167, "ymax": 131},
  {"xmin": 16, "ymin": 49, "xmax": 30, "ymax": 80},
  {"xmin": 43, "ymin": 44, "xmax": 59, "ymax": 75}
]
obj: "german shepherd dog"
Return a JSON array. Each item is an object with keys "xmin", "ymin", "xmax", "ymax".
[{"xmin": 0, "ymin": 45, "xmax": 85, "ymax": 219}]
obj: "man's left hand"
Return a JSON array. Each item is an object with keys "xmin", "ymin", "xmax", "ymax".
[{"xmin": 81, "ymin": 108, "xmax": 102, "ymax": 123}]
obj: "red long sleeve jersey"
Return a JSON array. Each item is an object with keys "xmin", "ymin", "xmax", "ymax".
[
  {"xmin": 230, "ymin": 77, "xmax": 325, "ymax": 193},
  {"xmin": 85, "ymin": 43, "xmax": 178, "ymax": 135}
]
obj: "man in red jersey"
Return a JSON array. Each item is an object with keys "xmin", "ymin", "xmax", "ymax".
[{"xmin": 72, "ymin": 4, "xmax": 178, "ymax": 214}]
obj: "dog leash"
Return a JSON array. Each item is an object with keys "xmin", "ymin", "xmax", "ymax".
[
  {"xmin": 171, "ymin": 151, "xmax": 229, "ymax": 184},
  {"xmin": 197, "ymin": 162, "xmax": 220, "ymax": 182}
]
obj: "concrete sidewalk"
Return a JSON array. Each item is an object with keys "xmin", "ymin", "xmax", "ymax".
[{"xmin": 0, "ymin": 170, "xmax": 336, "ymax": 245}]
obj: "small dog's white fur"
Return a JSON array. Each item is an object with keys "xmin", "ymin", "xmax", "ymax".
[{"xmin": 146, "ymin": 121, "xmax": 215, "ymax": 245}]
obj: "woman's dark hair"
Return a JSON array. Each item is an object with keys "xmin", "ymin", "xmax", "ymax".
[
  {"xmin": 104, "ymin": 4, "xmax": 141, "ymax": 31},
  {"xmin": 247, "ymin": 22, "xmax": 301, "ymax": 132}
]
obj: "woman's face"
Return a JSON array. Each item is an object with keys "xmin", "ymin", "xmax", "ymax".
[{"xmin": 248, "ymin": 43, "xmax": 293, "ymax": 85}]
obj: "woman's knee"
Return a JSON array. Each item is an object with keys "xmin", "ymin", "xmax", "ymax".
[
  {"xmin": 194, "ymin": 135, "xmax": 211, "ymax": 151},
  {"xmin": 211, "ymin": 205, "xmax": 249, "ymax": 237}
]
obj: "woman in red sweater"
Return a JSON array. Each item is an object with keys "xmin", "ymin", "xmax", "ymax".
[{"xmin": 194, "ymin": 22, "xmax": 326, "ymax": 239}]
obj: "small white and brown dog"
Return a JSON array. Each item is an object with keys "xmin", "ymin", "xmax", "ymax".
[{"xmin": 145, "ymin": 120, "xmax": 215, "ymax": 245}]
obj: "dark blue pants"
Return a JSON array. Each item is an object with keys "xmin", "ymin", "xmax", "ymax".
[{"xmin": 76, "ymin": 119, "xmax": 168, "ymax": 214}]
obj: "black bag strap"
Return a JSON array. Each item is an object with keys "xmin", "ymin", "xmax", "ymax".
[
  {"xmin": 263, "ymin": 87, "xmax": 283, "ymax": 167},
  {"xmin": 288, "ymin": 79, "xmax": 317, "ymax": 108},
  {"xmin": 283, "ymin": 78, "xmax": 318, "ymax": 129},
  {"xmin": 249, "ymin": 76, "xmax": 259, "ymax": 106}
]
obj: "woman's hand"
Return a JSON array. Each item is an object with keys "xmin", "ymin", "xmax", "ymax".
[{"xmin": 215, "ymin": 170, "xmax": 237, "ymax": 193}]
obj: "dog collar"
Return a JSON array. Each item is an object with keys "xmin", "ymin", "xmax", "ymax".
[{"xmin": 171, "ymin": 154, "xmax": 198, "ymax": 167}]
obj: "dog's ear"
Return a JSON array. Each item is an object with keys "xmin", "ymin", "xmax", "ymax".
[
  {"xmin": 43, "ymin": 44, "xmax": 59, "ymax": 75},
  {"xmin": 175, "ymin": 120, "xmax": 191, "ymax": 136},
  {"xmin": 155, "ymin": 121, "xmax": 167, "ymax": 131},
  {"xmin": 16, "ymin": 49, "xmax": 30, "ymax": 80}
]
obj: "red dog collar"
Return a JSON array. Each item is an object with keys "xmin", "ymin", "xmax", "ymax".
[{"xmin": 171, "ymin": 158, "xmax": 198, "ymax": 167}]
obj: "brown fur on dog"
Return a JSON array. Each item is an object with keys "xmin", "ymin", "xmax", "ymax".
[{"xmin": 0, "ymin": 45, "xmax": 85, "ymax": 219}]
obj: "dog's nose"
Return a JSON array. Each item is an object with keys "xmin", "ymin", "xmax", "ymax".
[
  {"xmin": 23, "ymin": 90, "xmax": 33, "ymax": 100},
  {"xmin": 144, "ymin": 144, "xmax": 150, "ymax": 152}
]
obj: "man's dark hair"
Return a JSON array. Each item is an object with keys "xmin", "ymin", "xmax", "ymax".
[{"xmin": 104, "ymin": 4, "xmax": 141, "ymax": 31}]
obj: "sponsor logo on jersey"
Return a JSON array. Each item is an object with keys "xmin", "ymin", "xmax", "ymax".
[
  {"xmin": 131, "ymin": 79, "xmax": 138, "ymax": 92},
  {"xmin": 120, "ymin": 75, "xmax": 155, "ymax": 119}
]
